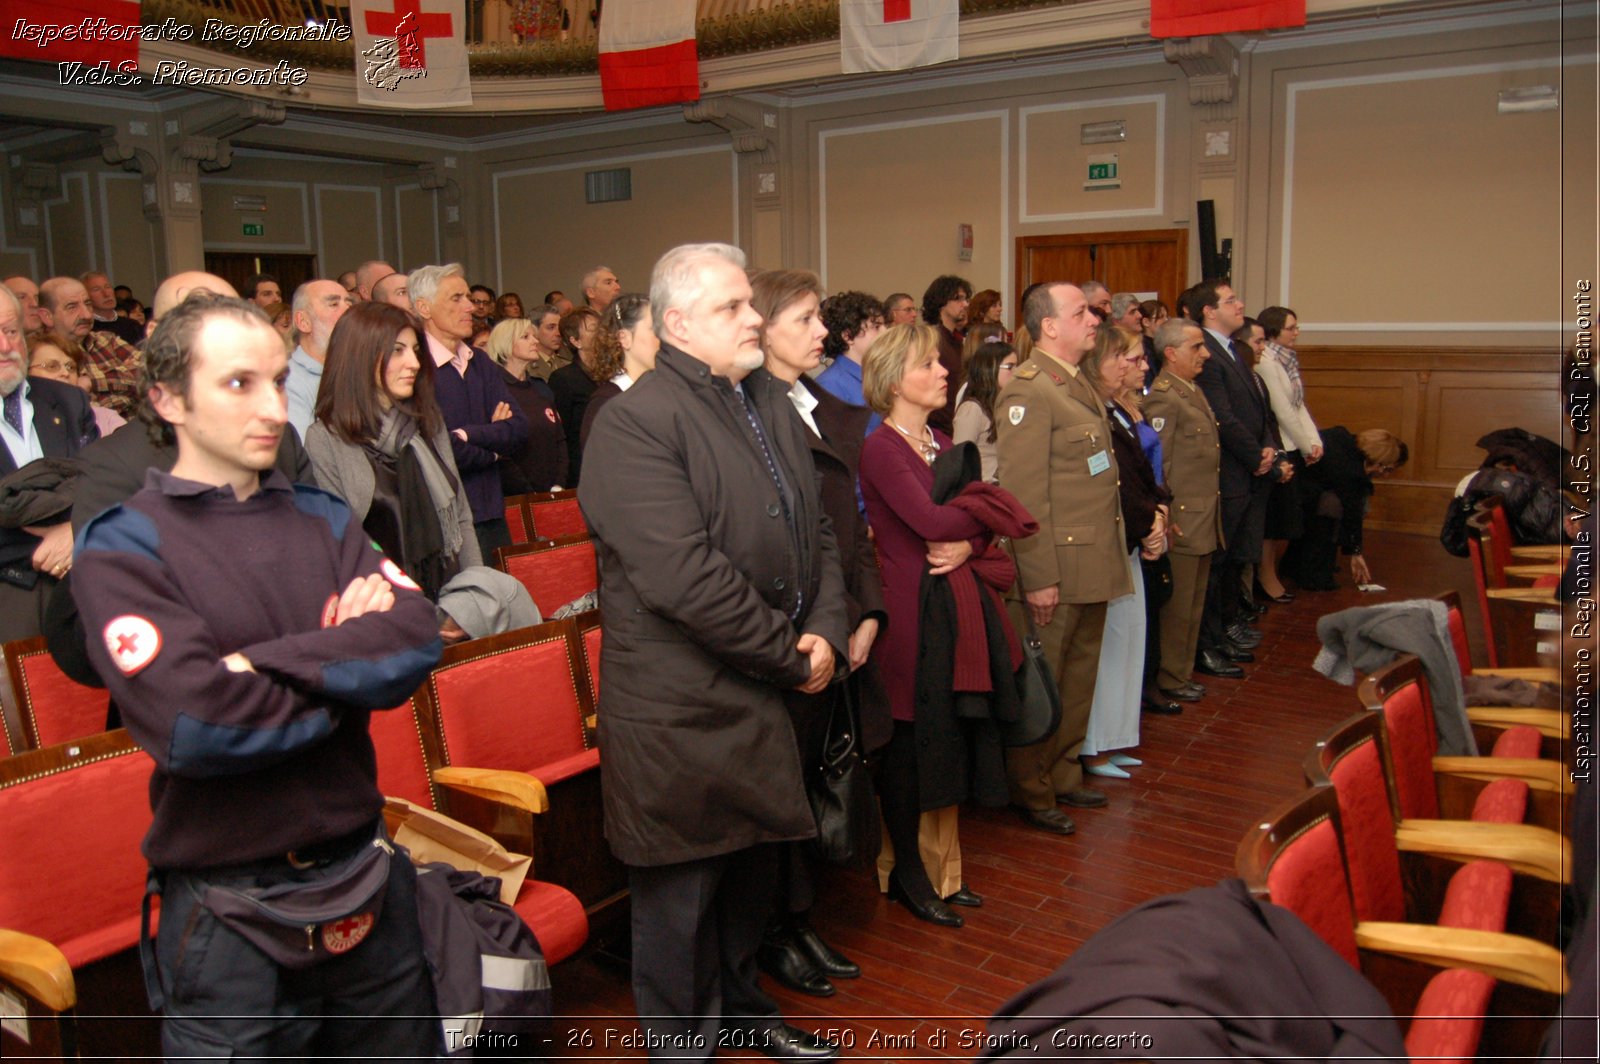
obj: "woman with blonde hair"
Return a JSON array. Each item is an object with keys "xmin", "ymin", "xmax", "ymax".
[
  {"xmin": 1286, "ymin": 426, "xmax": 1407, "ymax": 591},
  {"xmin": 487, "ymin": 316, "xmax": 568, "ymax": 493}
]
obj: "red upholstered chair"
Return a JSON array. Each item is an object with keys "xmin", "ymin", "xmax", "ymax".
[
  {"xmin": 1237, "ymin": 785, "xmax": 1562, "ymax": 1060},
  {"xmin": 504, "ymin": 494, "xmax": 532, "ymax": 546},
  {"xmin": 3, "ymin": 637, "xmax": 112, "ymax": 751},
  {"xmin": 1466, "ymin": 508, "xmax": 1563, "ymax": 668},
  {"xmin": 1359, "ymin": 655, "xmax": 1569, "ymax": 832},
  {"xmin": 0, "ymin": 730, "xmax": 159, "ymax": 1059},
  {"xmin": 413, "ymin": 622, "xmax": 625, "ymax": 923},
  {"xmin": 574, "ymin": 609, "xmax": 601, "ymax": 733},
  {"xmin": 526, "ymin": 489, "xmax": 588, "ymax": 541},
  {"xmin": 1433, "ymin": 590, "xmax": 1564, "ymax": 758},
  {"xmin": 496, "ymin": 535, "xmax": 597, "ymax": 618}
]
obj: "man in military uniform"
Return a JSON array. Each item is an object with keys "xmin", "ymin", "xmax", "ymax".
[
  {"xmin": 994, "ymin": 282, "xmax": 1130, "ymax": 836},
  {"xmin": 1145, "ymin": 319, "xmax": 1223, "ymax": 704}
]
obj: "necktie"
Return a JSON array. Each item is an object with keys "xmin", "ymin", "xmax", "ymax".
[{"xmin": 2, "ymin": 388, "xmax": 22, "ymax": 436}]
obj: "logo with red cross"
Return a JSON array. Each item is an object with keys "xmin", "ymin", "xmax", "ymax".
[
  {"xmin": 361, "ymin": 0, "xmax": 454, "ymax": 91},
  {"xmin": 103, "ymin": 615, "xmax": 161, "ymax": 676},
  {"xmin": 321, "ymin": 912, "xmax": 376, "ymax": 954}
]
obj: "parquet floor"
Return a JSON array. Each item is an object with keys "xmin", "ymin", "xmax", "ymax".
[{"xmin": 546, "ymin": 530, "xmax": 1480, "ymax": 1061}]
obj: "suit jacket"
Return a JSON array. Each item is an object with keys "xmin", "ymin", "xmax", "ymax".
[
  {"xmin": 578, "ymin": 345, "xmax": 848, "ymax": 867},
  {"xmin": 1194, "ymin": 331, "xmax": 1273, "ymax": 500},
  {"xmin": 0, "ymin": 376, "xmax": 98, "ymax": 478},
  {"xmin": 993, "ymin": 350, "xmax": 1130, "ymax": 604},
  {"xmin": 1145, "ymin": 370, "xmax": 1223, "ymax": 556}
]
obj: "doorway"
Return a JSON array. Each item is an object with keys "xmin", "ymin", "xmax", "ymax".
[
  {"xmin": 1015, "ymin": 229, "xmax": 1189, "ymax": 317},
  {"xmin": 203, "ymin": 253, "xmax": 319, "ymax": 301}
]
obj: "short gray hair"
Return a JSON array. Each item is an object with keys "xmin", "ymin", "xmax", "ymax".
[
  {"xmin": 408, "ymin": 263, "xmax": 465, "ymax": 307},
  {"xmin": 1154, "ymin": 317, "xmax": 1197, "ymax": 355},
  {"xmin": 649, "ymin": 243, "xmax": 746, "ymax": 341},
  {"xmin": 1110, "ymin": 292, "xmax": 1142, "ymax": 319},
  {"xmin": 582, "ymin": 264, "xmax": 613, "ymax": 292},
  {"xmin": 1080, "ymin": 280, "xmax": 1109, "ymax": 302}
]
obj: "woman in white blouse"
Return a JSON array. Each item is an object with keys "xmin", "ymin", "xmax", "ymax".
[{"xmin": 1254, "ymin": 306, "xmax": 1322, "ymax": 601}]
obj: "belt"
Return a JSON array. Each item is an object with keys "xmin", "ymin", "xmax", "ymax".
[{"xmin": 182, "ymin": 819, "xmax": 382, "ymax": 878}]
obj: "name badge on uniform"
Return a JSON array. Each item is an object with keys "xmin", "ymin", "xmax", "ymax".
[{"xmin": 1087, "ymin": 450, "xmax": 1111, "ymax": 476}]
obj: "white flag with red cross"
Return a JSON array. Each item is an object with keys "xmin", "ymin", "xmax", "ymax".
[
  {"xmin": 353, "ymin": 0, "xmax": 473, "ymax": 109},
  {"xmin": 840, "ymin": 0, "xmax": 959, "ymax": 75}
]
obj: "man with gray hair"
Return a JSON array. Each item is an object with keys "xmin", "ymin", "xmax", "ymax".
[
  {"xmin": 1110, "ymin": 292, "xmax": 1144, "ymax": 334},
  {"xmin": 38, "ymin": 275, "xmax": 142, "ymax": 419},
  {"xmin": 285, "ymin": 279, "xmax": 355, "ymax": 438},
  {"xmin": 1080, "ymin": 280, "xmax": 1113, "ymax": 318},
  {"xmin": 579, "ymin": 242, "xmax": 847, "ymax": 1061},
  {"xmin": 581, "ymin": 264, "xmax": 620, "ymax": 314}
]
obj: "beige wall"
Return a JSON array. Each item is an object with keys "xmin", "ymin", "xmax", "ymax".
[
  {"xmin": 1020, "ymin": 98, "xmax": 1164, "ymax": 223},
  {"xmin": 200, "ymin": 179, "xmax": 311, "ymax": 252},
  {"xmin": 316, "ymin": 186, "xmax": 387, "ymax": 277},
  {"xmin": 395, "ymin": 185, "xmax": 441, "ymax": 270},
  {"xmin": 98, "ymin": 173, "xmax": 159, "ymax": 302},
  {"xmin": 490, "ymin": 146, "xmax": 736, "ymax": 303}
]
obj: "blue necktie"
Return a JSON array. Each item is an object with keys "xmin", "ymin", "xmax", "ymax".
[{"xmin": 2, "ymin": 389, "xmax": 22, "ymax": 437}]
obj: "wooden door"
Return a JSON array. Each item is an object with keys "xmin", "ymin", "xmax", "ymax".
[
  {"xmin": 202, "ymin": 253, "xmax": 318, "ymax": 301},
  {"xmin": 1015, "ymin": 229, "xmax": 1188, "ymax": 317}
]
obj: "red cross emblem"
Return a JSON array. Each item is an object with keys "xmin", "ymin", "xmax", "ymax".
[
  {"xmin": 103, "ymin": 615, "xmax": 161, "ymax": 676},
  {"xmin": 364, "ymin": 0, "xmax": 454, "ymax": 69},
  {"xmin": 322, "ymin": 912, "xmax": 375, "ymax": 954}
]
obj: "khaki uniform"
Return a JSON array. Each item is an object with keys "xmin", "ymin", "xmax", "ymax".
[
  {"xmin": 994, "ymin": 351, "xmax": 1130, "ymax": 806},
  {"xmin": 1145, "ymin": 369, "xmax": 1222, "ymax": 690}
]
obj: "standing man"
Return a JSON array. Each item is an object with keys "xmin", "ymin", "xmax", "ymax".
[
  {"xmin": 579, "ymin": 242, "xmax": 847, "ymax": 1062},
  {"xmin": 920, "ymin": 274, "xmax": 970, "ymax": 434},
  {"xmin": 1184, "ymin": 281, "xmax": 1276, "ymax": 674},
  {"xmin": 285, "ymin": 279, "xmax": 356, "ymax": 438},
  {"xmin": 1144, "ymin": 319, "xmax": 1222, "ymax": 704},
  {"xmin": 468, "ymin": 284, "xmax": 498, "ymax": 331},
  {"xmin": 994, "ymin": 282, "xmax": 1128, "ymax": 835},
  {"xmin": 72, "ymin": 293, "xmax": 441, "ymax": 1057},
  {"xmin": 411, "ymin": 263, "xmax": 528, "ymax": 560},
  {"xmin": 525, "ymin": 302, "xmax": 566, "ymax": 382},
  {"xmin": 1109, "ymin": 293, "xmax": 1144, "ymax": 336},
  {"xmin": 4, "ymin": 276, "xmax": 43, "ymax": 331},
  {"xmin": 38, "ymin": 275, "xmax": 142, "ymax": 419},
  {"xmin": 1081, "ymin": 281, "xmax": 1113, "ymax": 319},
  {"xmin": 353, "ymin": 260, "xmax": 396, "ymax": 303},
  {"xmin": 581, "ymin": 265, "xmax": 620, "ymax": 314},
  {"xmin": 882, "ymin": 292, "xmax": 918, "ymax": 326},
  {"xmin": 371, "ymin": 271, "xmax": 411, "ymax": 309},
  {"xmin": 82, "ymin": 271, "xmax": 144, "ymax": 344},
  {"xmin": 244, "ymin": 273, "xmax": 282, "ymax": 310}
]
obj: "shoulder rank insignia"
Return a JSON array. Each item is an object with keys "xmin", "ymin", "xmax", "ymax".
[
  {"xmin": 1014, "ymin": 364, "xmax": 1041, "ymax": 381},
  {"xmin": 1154, "ymin": 378, "xmax": 1171, "ymax": 391}
]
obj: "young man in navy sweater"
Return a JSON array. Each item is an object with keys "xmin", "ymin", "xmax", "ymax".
[{"xmin": 74, "ymin": 293, "xmax": 443, "ymax": 1057}]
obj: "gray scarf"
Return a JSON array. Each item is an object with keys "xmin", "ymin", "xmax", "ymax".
[{"xmin": 374, "ymin": 406, "xmax": 466, "ymax": 562}]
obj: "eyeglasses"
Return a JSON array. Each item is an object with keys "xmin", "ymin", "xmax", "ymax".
[
  {"xmin": 999, "ymin": 362, "xmax": 1018, "ymax": 372},
  {"xmin": 30, "ymin": 359, "xmax": 75, "ymax": 374}
]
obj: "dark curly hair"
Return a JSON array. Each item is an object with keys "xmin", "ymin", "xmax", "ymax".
[
  {"xmin": 920, "ymin": 275, "xmax": 971, "ymax": 326},
  {"xmin": 588, "ymin": 293, "xmax": 652, "ymax": 381},
  {"xmin": 820, "ymin": 290, "xmax": 885, "ymax": 359}
]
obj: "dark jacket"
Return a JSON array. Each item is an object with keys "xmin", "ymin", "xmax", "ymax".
[
  {"xmin": 1299, "ymin": 426, "xmax": 1375, "ymax": 556},
  {"xmin": 549, "ymin": 360, "xmax": 598, "ymax": 486},
  {"xmin": 1195, "ymin": 331, "xmax": 1273, "ymax": 500},
  {"xmin": 930, "ymin": 324, "xmax": 964, "ymax": 436},
  {"xmin": 577, "ymin": 345, "xmax": 849, "ymax": 867},
  {"xmin": 1106, "ymin": 400, "xmax": 1171, "ymax": 552},
  {"xmin": 433, "ymin": 352, "xmax": 529, "ymax": 525},
  {"xmin": 497, "ymin": 364, "xmax": 567, "ymax": 495}
]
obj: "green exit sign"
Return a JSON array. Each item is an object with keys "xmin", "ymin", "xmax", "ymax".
[
  {"xmin": 242, "ymin": 221, "xmax": 265, "ymax": 237},
  {"xmin": 1088, "ymin": 161, "xmax": 1118, "ymax": 181}
]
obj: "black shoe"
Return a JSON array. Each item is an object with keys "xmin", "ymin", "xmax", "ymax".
[
  {"xmin": 1256, "ymin": 584, "xmax": 1294, "ymax": 604},
  {"xmin": 887, "ymin": 872, "xmax": 964, "ymax": 925},
  {"xmin": 1240, "ymin": 601, "xmax": 1267, "ymax": 621},
  {"xmin": 1158, "ymin": 685, "xmax": 1202, "ymax": 703},
  {"xmin": 1142, "ymin": 696, "xmax": 1184, "ymax": 714},
  {"xmin": 1180, "ymin": 681, "xmax": 1207, "ymax": 696},
  {"xmin": 757, "ymin": 936, "xmax": 835, "ymax": 997},
  {"xmin": 1219, "ymin": 642, "xmax": 1255, "ymax": 663},
  {"xmin": 1014, "ymin": 805, "xmax": 1076, "ymax": 836},
  {"xmin": 1059, "ymin": 787, "xmax": 1109, "ymax": 808},
  {"xmin": 1195, "ymin": 649, "xmax": 1245, "ymax": 678},
  {"xmin": 739, "ymin": 1020, "xmax": 842, "ymax": 1061},
  {"xmin": 945, "ymin": 885, "xmax": 983, "ymax": 907},
  {"xmin": 1225, "ymin": 623, "xmax": 1263, "ymax": 647},
  {"xmin": 792, "ymin": 923, "xmax": 859, "ymax": 979}
]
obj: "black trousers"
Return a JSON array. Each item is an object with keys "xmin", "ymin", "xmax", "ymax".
[{"xmin": 629, "ymin": 844, "xmax": 782, "ymax": 1061}]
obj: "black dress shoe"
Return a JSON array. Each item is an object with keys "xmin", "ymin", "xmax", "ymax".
[
  {"xmin": 1143, "ymin": 695, "xmax": 1185, "ymax": 714},
  {"xmin": 1225, "ymin": 622, "xmax": 1263, "ymax": 647},
  {"xmin": 792, "ymin": 924, "xmax": 859, "ymax": 979},
  {"xmin": 945, "ymin": 885, "xmax": 984, "ymax": 907},
  {"xmin": 1195, "ymin": 649, "xmax": 1245, "ymax": 678},
  {"xmin": 1182, "ymin": 680, "xmax": 1207, "ymax": 695},
  {"xmin": 757, "ymin": 937, "xmax": 835, "ymax": 997},
  {"xmin": 1158, "ymin": 685, "xmax": 1202, "ymax": 703},
  {"xmin": 887, "ymin": 872, "xmax": 964, "ymax": 925},
  {"xmin": 1014, "ymin": 806, "xmax": 1076, "ymax": 836},
  {"xmin": 1218, "ymin": 643, "xmax": 1255, "ymax": 663},
  {"xmin": 739, "ymin": 1020, "xmax": 842, "ymax": 1061},
  {"xmin": 1059, "ymin": 787, "xmax": 1109, "ymax": 808}
]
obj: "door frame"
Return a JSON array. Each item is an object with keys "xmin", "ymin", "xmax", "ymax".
[{"xmin": 1014, "ymin": 227, "xmax": 1189, "ymax": 312}]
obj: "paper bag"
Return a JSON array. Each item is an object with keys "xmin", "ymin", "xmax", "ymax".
[{"xmin": 385, "ymin": 796, "xmax": 532, "ymax": 904}]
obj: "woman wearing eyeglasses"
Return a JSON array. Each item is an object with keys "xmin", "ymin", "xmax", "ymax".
[
  {"xmin": 951, "ymin": 341, "xmax": 1018, "ymax": 484},
  {"xmin": 1254, "ymin": 306, "xmax": 1323, "ymax": 601}
]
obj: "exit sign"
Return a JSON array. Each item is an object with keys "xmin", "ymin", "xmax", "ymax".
[
  {"xmin": 1085, "ymin": 152, "xmax": 1121, "ymax": 191},
  {"xmin": 242, "ymin": 221, "xmax": 265, "ymax": 237}
]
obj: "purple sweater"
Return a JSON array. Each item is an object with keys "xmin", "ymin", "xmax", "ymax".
[{"xmin": 433, "ymin": 349, "xmax": 530, "ymax": 523}]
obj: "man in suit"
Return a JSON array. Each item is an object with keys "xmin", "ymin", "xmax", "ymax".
[
  {"xmin": 994, "ymin": 282, "xmax": 1129, "ymax": 835},
  {"xmin": 1145, "ymin": 319, "xmax": 1223, "ymax": 703},
  {"xmin": 579, "ymin": 242, "xmax": 847, "ymax": 1061},
  {"xmin": 1183, "ymin": 281, "xmax": 1277, "ymax": 676},
  {"xmin": 0, "ymin": 285, "xmax": 99, "ymax": 642}
]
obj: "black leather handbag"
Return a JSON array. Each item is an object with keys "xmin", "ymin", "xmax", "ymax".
[
  {"xmin": 1000, "ymin": 612, "xmax": 1063, "ymax": 748},
  {"xmin": 806, "ymin": 685, "xmax": 879, "ymax": 866}
]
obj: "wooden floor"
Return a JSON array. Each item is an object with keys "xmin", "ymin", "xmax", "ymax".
[{"xmin": 547, "ymin": 530, "xmax": 1479, "ymax": 1061}]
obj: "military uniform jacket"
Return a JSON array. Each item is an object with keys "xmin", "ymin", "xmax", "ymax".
[
  {"xmin": 1146, "ymin": 370, "xmax": 1223, "ymax": 557},
  {"xmin": 993, "ymin": 352, "xmax": 1130, "ymax": 604}
]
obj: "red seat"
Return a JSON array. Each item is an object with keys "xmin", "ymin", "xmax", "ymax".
[
  {"xmin": 504, "ymin": 494, "xmax": 532, "ymax": 545},
  {"xmin": 496, "ymin": 534, "xmax": 597, "ymax": 617},
  {"xmin": 526, "ymin": 489, "xmax": 587, "ymax": 540},
  {"xmin": 1403, "ymin": 967, "xmax": 1496, "ymax": 1062},
  {"xmin": 575, "ymin": 609, "xmax": 601, "ymax": 707},
  {"xmin": 4, "ymin": 636, "xmax": 112, "ymax": 750}
]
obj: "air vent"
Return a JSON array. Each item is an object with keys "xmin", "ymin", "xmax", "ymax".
[{"xmin": 585, "ymin": 168, "xmax": 632, "ymax": 204}]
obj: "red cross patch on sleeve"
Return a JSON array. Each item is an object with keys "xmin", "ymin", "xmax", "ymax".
[
  {"xmin": 103, "ymin": 615, "xmax": 162, "ymax": 676},
  {"xmin": 380, "ymin": 558, "xmax": 421, "ymax": 592}
]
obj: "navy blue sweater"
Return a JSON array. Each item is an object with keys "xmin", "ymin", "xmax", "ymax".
[{"xmin": 433, "ymin": 350, "xmax": 530, "ymax": 524}]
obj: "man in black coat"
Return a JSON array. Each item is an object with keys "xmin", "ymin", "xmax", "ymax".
[
  {"xmin": 579, "ymin": 243, "xmax": 848, "ymax": 1062},
  {"xmin": 0, "ymin": 285, "xmax": 99, "ymax": 642},
  {"xmin": 1185, "ymin": 280, "xmax": 1276, "ymax": 674}
]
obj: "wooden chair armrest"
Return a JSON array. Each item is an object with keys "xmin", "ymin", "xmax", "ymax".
[
  {"xmin": 1504, "ymin": 563, "xmax": 1563, "ymax": 579},
  {"xmin": 431, "ymin": 766, "xmax": 549, "ymax": 814},
  {"xmin": 1396, "ymin": 819, "xmax": 1570, "ymax": 883},
  {"xmin": 1466, "ymin": 707, "xmax": 1568, "ymax": 739},
  {"xmin": 1469, "ymin": 667, "xmax": 1559, "ymax": 683},
  {"xmin": 1354, "ymin": 921, "xmax": 1568, "ymax": 994},
  {"xmin": 0, "ymin": 929, "xmax": 74, "ymax": 1013},
  {"xmin": 1486, "ymin": 586, "xmax": 1558, "ymax": 604},
  {"xmin": 1509, "ymin": 544, "xmax": 1567, "ymax": 560},
  {"xmin": 1432, "ymin": 756, "xmax": 1571, "ymax": 794}
]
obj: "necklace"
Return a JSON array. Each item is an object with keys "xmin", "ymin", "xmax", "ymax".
[{"xmin": 890, "ymin": 418, "xmax": 940, "ymax": 464}]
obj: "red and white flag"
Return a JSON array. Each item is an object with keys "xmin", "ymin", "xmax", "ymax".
[
  {"xmin": 0, "ymin": 0, "xmax": 139, "ymax": 67},
  {"xmin": 841, "ymin": 0, "xmax": 959, "ymax": 75},
  {"xmin": 598, "ymin": 0, "xmax": 699, "ymax": 112},
  {"xmin": 353, "ymin": 0, "xmax": 472, "ymax": 109},
  {"xmin": 1149, "ymin": 0, "xmax": 1306, "ymax": 38}
]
